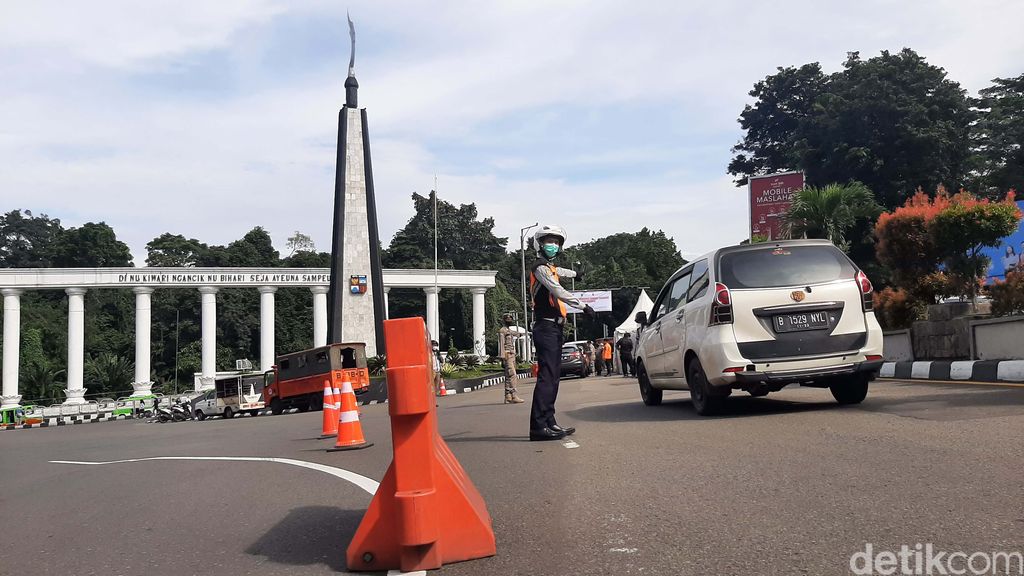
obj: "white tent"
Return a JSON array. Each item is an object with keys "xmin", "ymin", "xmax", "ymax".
[
  {"xmin": 614, "ymin": 289, "xmax": 655, "ymax": 340},
  {"xmin": 609, "ymin": 290, "xmax": 654, "ymax": 374}
]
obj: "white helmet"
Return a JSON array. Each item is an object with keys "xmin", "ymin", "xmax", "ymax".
[{"xmin": 533, "ymin": 224, "xmax": 567, "ymax": 255}]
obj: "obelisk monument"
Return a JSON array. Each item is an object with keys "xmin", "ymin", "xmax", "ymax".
[{"xmin": 326, "ymin": 15, "xmax": 386, "ymax": 356}]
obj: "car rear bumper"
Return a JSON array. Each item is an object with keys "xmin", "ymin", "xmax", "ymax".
[{"xmin": 732, "ymin": 359, "xmax": 883, "ymax": 386}]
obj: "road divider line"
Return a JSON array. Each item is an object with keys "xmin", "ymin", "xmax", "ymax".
[{"xmin": 49, "ymin": 456, "xmax": 380, "ymax": 494}]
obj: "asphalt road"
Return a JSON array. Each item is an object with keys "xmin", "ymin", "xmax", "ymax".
[{"xmin": 2, "ymin": 376, "xmax": 1023, "ymax": 576}]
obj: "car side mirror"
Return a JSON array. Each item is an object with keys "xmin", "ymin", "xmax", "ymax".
[{"xmin": 635, "ymin": 311, "xmax": 648, "ymax": 326}]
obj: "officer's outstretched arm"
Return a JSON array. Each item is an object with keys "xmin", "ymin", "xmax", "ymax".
[
  {"xmin": 534, "ymin": 264, "xmax": 584, "ymax": 309},
  {"xmin": 554, "ymin": 267, "xmax": 577, "ymax": 279}
]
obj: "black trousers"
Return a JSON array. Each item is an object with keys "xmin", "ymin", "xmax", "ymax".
[
  {"xmin": 530, "ymin": 319, "xmax": 564, "ymax": 432},
  {"xmin": 620, "ymin": 354, "xmax": 635, "ymax": 376}
]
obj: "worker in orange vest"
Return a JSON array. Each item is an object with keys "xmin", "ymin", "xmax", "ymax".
[
  {"xmin": 528, "ymin": 224, "xmax": 595, "ymax": 441},
  {"xmin": 601, "ymin": 339, "xmax": 613, "ymax": 376}
]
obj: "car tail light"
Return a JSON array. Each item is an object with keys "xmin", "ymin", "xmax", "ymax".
[
  {"xmin": 856, "ymin": 270, "xmax": 873, "ymax": 311},
  {"xmin": 722, "ymin": 366, "xmax": 744, "ymax": 374},
  {"xmin": 865, "ymin": 354, "xmax": 882, "ymax": 362},
  {"xmin": 710, "ymin": 282, "xmax": 733, "ymax": 325}
]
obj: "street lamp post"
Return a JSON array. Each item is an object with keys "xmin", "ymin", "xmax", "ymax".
[
  {"xmin": 571, "ymin": 261, "xmax": 582, "ymax": 341},
  {"xmin": 520, "ymin": 222, "xmax": 538, "ymax": 362}
]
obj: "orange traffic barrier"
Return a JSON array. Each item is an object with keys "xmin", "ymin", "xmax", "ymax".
[
  {"xmin": 320, "ymin": 380, "xmax": 338, "ymax": 438},
  {"xmin": 346, "ymin": 317, "xmax": 496, "ymax": 572},
  {"xmin": 328, "ymin": 380, "xmax": 372, "ymax": 451}
]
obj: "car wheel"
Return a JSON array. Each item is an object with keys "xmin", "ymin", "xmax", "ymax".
[
  {"xmin": 296, "ymin": 401, "xmax": 309, "ymax": 413},
  {"xmin": 310, "ymin": 394, "xmax": 324, "ymax": 411},
  {"xmin": 248, "ymin": 410, "xmax": 260, "ymax": 417},
  {"xmin": 223, "ymin": 407, "xmax": 234, "ymax": 419},
  {"xmin": 637, "ymin": 362, "xmax": 662, "ymax": 406},
  {"xmin": 687, "ymin": 358, "xmax": 728, "ymax": 416},
  {"xmin": 270, "ymin": 398, "xmax": 283, "ymax": 415},
  {"xmin": 195, "ymin": 410, "xmax": 206, "ymax": 421},
  {"xmin": 831, "ymin": 374, "xmax": 869, "ymax": 405}
]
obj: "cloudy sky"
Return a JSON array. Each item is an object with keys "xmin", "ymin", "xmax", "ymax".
[{"xmin": 3, "ymin": 1, "xmax": 1023, "ymax": 264}]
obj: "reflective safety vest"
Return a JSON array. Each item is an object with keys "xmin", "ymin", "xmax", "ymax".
[
  {"xmin": 602, "ymin": 342, "xmax": 612, "ymax": 360},
  {"xmin": 530, "ymin": 260, "xmax": 567, "ymax": 319}
]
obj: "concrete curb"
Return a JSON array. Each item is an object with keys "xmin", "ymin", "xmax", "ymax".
[
  {"xmin": 880, "ymin": 360, "xmax": 1024, "ymax": 383},
  {"xmin": 2, "ymin": 412, "xmax": 139, "ymax": 431},
  {"xmin": 441, "ymin": 372, "xmax": 531, "ymax": 396}
]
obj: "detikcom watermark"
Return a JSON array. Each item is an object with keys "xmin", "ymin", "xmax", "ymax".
[{"xmin": 850, "ymin": 544, "xmax": 1023, "ymax": 575}]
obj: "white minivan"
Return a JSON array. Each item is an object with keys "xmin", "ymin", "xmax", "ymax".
[{"xmin": 634, "ymin": 240, "xmax": 884, "ymax": 415}]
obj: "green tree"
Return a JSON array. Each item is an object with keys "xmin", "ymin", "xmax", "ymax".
[
  {"xmin": 0, "ymin": 209, "xmax": 63, "ymax": 268},
  {"xmin": 146, "ymin": 233, "xmax": 208, "ymax": 267},
  {"xmin": 728, "ymin": 63, "xmax": 827, "ymax": 185},
  {"xmin": 285, "ymin": 231, "xmax": 316, "ymax": 256},
  {"xmin": 729, "ymin": 49, "xmax": 973, "ymax": 209},
  {"xmin": 973, "ymin": 74, "xmax": 1024, "ymax": 195},
  {"xmin": 198, "ymin": 227, "xmax": 280, "ymax": 267},
  {"xmin": 781, "ymin": 182, "xmax": 882, "ymax": 251},
  {"xmin": 50, "ymin": 222, "xmax": 133, "ymax": 267},
  {"xmin": 383, "ymin": 191, "xmax": 509, "ymax": 352}
]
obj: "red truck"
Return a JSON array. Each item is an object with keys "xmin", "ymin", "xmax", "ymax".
[{"xmin": 262, "ymin": 343, "xmax": 370, "ymax": 415}]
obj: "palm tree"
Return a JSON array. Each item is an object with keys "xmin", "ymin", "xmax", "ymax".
[
  {"xmin": 782, "ymin": 182, "xmax": 882, "ymax": 251},
  {"xmin": 85, "ymin": 352, "xmax": 135, "ymax": 396},
  {"xmin": 21, "ymin": 361, "xmax": 65, "ymax": 404}
]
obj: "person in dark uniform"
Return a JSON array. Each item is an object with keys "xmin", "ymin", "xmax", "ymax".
[
  {"xmin": 617, "ymin": 333, "xmax": 635, "ymax": 377},
  {"xmin": 528, "ymin": 224, "xmax": 595, "ymax": 441}
]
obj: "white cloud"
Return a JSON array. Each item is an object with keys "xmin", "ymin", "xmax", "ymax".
[{"xmin": 1, "ymin": 0, "xmax": 1022, "ymax": 266}]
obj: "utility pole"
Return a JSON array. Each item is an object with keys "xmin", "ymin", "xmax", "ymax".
[
  {"xmin": 571, "ymin": 261, "xmax": 579, "ymax": 341},
  {"xmin": 520, "ymin": 223, "xmax": 538, "ymax": 362},
  {"xmin": 174, "ymin": 309, "xmax": 180, "ymax": 395}
]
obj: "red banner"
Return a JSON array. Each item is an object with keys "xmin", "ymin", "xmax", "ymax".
[{"xmin": 749, "ymin": 171, "xmax": 803, "ymax": 241}]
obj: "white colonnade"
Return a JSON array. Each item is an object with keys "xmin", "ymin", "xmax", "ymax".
[{"xmin": 0, "ymin": 267, "xmax": 496, "ymax": 405}]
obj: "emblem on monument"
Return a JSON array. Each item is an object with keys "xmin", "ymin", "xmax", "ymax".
[{"xmin": 350, "ymin": 275, "xmax": 368, "ymax": 295}]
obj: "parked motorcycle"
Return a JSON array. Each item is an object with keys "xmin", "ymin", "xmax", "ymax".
[
  {"xmin": 154, "ymin": 400, "xmax": 175, "ymax": 423},
  {"xmin": 170, "ymin": 398, "xmax": 192, "ymax": 422}
]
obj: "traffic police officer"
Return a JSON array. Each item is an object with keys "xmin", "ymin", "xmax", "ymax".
[{"xmin": 528, "ymin": 224, "xmax": 595, "ymax": 441}]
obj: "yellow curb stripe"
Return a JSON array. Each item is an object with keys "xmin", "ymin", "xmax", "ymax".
[{"xmin": 877, "ymin": 377, "xmax": 1024, "ymax": 389}]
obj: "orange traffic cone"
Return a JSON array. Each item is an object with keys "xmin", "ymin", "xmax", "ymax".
[
  {"xmin": 328, "ymin": 381, "xmax": 373, "ymax": 451},
  {"xmin": 320, "ymin": 380, "xmax": 339, "ymax": 438},
  {"xmin": 438, "ymin": 377, "xmax": 448, "ymax": 397}
]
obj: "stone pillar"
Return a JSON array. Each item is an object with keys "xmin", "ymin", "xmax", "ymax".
[
  {"xmin": 424, "ymin": 286, "xmax": 440, "ymax": 343},
  {"xmin": 64, "ymin": 288, "xmax": 87, "ymax": 404},
  {"xmin": 311, "ymin": 286, "xmax": 328, "ymax": 348},
  {"xmin": 470, "ymin": 287, "xmax": 487, "ymax": 357},
  {"xmin": 1, "ymin": 289, "xmax": 23, "ymax": 408},
  {"xmin": 132, "ymin": 287, "xmax": 154, "ymax": 396},
  {"xmin": 199, "ymin": 287, "xmax": 218, "ymax": 390},
  {"xmin": 258, "ymin": 286, "xmax": 276, "ymax": 371},
  {"xmin": 383, "ymin": 287, "xmax": 390, "ymax": 320}
]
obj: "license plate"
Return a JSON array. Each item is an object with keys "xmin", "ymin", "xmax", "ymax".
[{"xmin": 774, "ymin": 311, "xmax": 830, "ymax": 333}]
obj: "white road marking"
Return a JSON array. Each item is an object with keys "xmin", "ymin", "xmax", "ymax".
[
  {"xmin": 562, "ymin": 440, "xmax": 580, "ymax": 449},
  {"xmin": 609, "ymin": 548, "xmax": 638, "ymax": 554},
  {"xmin": 387, "ymin": 571, "xmax": 427, "ymax": 576},
  {"xmin": 50, "ymin": 456, "xmax": 380, "ymax": 495}
]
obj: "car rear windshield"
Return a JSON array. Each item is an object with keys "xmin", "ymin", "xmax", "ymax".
[{"xmin": 717, "ymin": 245, "xmax": 857, "ymax": 289}]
